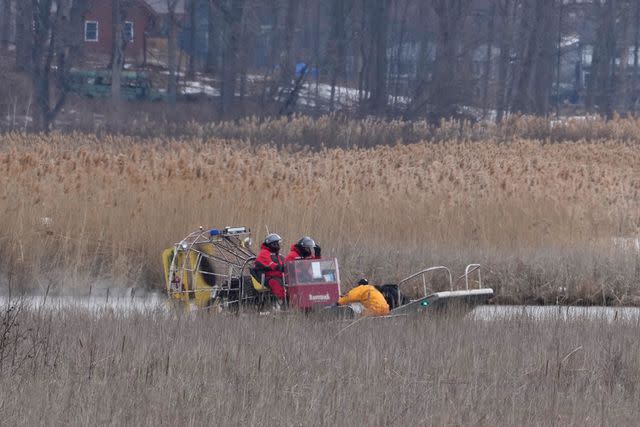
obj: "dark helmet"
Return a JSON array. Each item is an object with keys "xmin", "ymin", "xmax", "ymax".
[
  {"xmin": 357, "ymin": 278, "xmax": 369, "ymax": 286},
  {"xmin": 264, "ymin": 233, "xmax": 282, "ymax": 252},
  {"xmin": 296, "ymin": 236, "xmax": 316, "ymax": 257}
]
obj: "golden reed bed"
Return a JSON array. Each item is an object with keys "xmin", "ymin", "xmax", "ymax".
[
  {"xmin": 0, "ymin": 118, "xmax": 639, "ymax": 304},
  {"xmin": 0, "ymin": 310, "xmax": 638, "ymax": 425}
]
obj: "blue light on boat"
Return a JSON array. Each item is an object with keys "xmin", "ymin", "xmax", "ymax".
[{"xmin": 209, "ymin": 229, "xmax": 221, "ymax": 236}]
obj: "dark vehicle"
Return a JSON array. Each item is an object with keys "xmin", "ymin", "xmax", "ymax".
[{"xmin": 67, "ymin": 69, "xmax": 165, "ymax": 101}]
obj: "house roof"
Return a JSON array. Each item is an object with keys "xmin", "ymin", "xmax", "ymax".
[{"xmin": 144, "ymin": 0, "xmax": 186, "ymax": 14}]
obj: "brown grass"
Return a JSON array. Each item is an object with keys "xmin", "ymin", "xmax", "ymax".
[
  {"xmin": 109, "ymin": 112, "xmax": 640, "ymax": 146},
  {"xmin": 1, "ymin": 306, "xmax": 639, "ymax": 426},
  {"xmin": 0, "ymin": 116, "xmax": 639, "ymax": 304}
]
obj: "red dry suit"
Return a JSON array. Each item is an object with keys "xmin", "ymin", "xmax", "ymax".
[
  {"xmin": 284, "ymin": 244, "xmax": 322, "ymax": 284},
  {"xmin": 254, "ymin": 243, "xmax": 286, "ymax": 301},
  {"xmin": 284, "ymin": 244, "xmax": 320, "ymax": 262}
]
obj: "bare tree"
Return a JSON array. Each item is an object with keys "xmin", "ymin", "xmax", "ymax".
[
  {"xmin": 356, "ymin": 0, "xmax": 369, "ymax": 105},
  {"xmin": 617, "ymin": 0, "xmax": 631, "ymax": 115},
  {"xmin": 15, "ymin": 1, "xmax": 33, "ymax": 71},
  {"xmin": 555, "ymin": 0, "xmax": 563, "ymax": 118},
  {"xmin": 482, "ymin": 2, "xmax": 496, "ymax": 119},
  {"xmin": 409, "ymin": 1, "xmax": 433, "ymax": 118},
  {"xmin": 186, "ymin": 0, "xmax": 197, "ymax": 78},
  {"xmin": 428, "ymin": 0, "xmax": 473, "ymax": 119},
  {"xmin": 312, "ymin": 0, "xmax": 321, "ymax": 113},
  {"xmin": 326, "ymin": 0, "xmax": 349, "ymax": 111},
  {"xmin": 29, "ymin": 0, "xmax": 90, "ymax": 131},
  {"xmin": 367, "ymin": 0, "xmax": 390, "ymax": 114},
  {"xmin": 218, "ymin": 0, "xmax": 245, "ymax": 117},
  {"xmin": 531, "ymin": 0, "xmax": 557, "ymax": 116},
  {"xmin": 236, "ymin": 4, "xmax": 252, "ymax": 113},
  {"xmin": 273, "ymin": 0, "xmax": 300, "ymax": 109},
  {"xmin": 283, "ymin": 0, "xmax": 299, "ymax": 83},
  {"xmin": 111, "ymin": 0, "xmax": 126, "ymax": 105},
  {"xmin": 1, "ymin": 0, "xmax": 11, "ymax": 52},
  {"xmin": 509, "ymin": 0, "xmax": 533, "ymax": 114},
  {"xmin": 167, "ymin": 0, "xmax": 180, "ymax": 106},
  {"xmin": 633, "ymin": 0, "xmax": 640, "ymax": 113},
  {"xmin": 511, "ymin": 0, "xmax": 557, "ymax": 116},
  {"xmin": 391, "ymin": 0, "xmax": 410, "ymax": 108},
  {"xmin": 13, "ymin": 0, "xmax": 640, "ymax": 126},
  {"xmin": 587, "ymin": 0, "xmax": 619, "ymax": 119},
  {"xmin": 206, "ymin": 0, "xmax": 219, "ymax": 74},
  {"xmin": 495, "ymin": 0, "xmax": 519, "ymax": 122}
]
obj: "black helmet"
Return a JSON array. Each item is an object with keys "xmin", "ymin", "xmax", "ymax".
[
  {"xmin": 296, "ymin": 236, "xmax": 316, "ymax": 257},
  {"xmin": 264, "ymin": 233, "xmax": 282, "ymax": 252},
  {"xmin": 357, "ymin": 278, "xmax": 369, "ymax": 286}
]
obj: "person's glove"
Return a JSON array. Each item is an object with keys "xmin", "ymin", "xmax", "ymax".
[{"xmin": 314, "ymin": 244, "xmax": 321, "ymax": 258}]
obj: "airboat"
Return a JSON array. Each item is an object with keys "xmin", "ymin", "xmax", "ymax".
[{"xmin": 161, "ymin": 226, "xmax": 494, "ymax": 316}]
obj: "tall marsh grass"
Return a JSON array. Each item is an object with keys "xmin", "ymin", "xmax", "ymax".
[
  {"xmin": 129, "ymin": 113, "xmax": 640, "ymax": 146},
  {"xmin": 0, "ymin": 116, "xmax": 639, "ymax": 303},
  {"xmin": 0, "ymin": 306, "xmax": 639, "ymax": 425}
]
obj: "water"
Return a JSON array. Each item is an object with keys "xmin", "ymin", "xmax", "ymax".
[
  {"xmin": 0, "ymin": 293, "xmax": 168, "ymax": 314},
  {"xmin": 1, "ymin": 294, "xmax": 639, "ymax": 321},
  {"xmin": 472, "ymin": 305, "xmax": 640, "ymax": 322}
]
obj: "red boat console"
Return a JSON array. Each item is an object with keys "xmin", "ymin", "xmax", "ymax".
[{"xmin": 285, "ymin": 258, "xmax": 341, "ymax": 309}]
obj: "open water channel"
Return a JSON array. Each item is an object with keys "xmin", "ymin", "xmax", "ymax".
[{"xmin": 1, "ymin": 293, "xmax": 640, "ymax": 321}]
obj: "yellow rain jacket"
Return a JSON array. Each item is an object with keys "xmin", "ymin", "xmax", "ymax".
[{"xmin": 338, "ymin": 285, "xmax": 390, "ymax": 316}]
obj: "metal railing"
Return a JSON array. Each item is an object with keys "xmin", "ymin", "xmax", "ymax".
[
  {"xmin": 397, "ymin": 264, "xmax": 483, "ymax": 300},
  {"xmin": 397, "ymin": 266, "xmax": 452, "ymax": 298},
  {"xmin": 463, "ymin": 264, "xmax": 482, "ymax": 290}
]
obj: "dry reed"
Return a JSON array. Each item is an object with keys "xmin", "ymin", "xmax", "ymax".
[
  {"xmin": 0, "ymin": 306, "xmax": 639, "ymax": 426},
  {"xmin": 0, "ymin": 116, "xmax": 639, "ymax": 304}
]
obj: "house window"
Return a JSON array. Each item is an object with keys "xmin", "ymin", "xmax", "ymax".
[
  {"xmin": 85, "ymin": 21, "xmax": 98, "ymax": 42},
  {"xmin": 124, "ymin": 21, "xmax": 134, "ymax": 43}
]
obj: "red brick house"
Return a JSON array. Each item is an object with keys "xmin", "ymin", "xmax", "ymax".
[{"xmin": 82, "ymin": 0, "xmax": 157, "ymax": 64}]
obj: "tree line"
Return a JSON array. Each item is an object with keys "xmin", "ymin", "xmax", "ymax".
[{"xmin": 2, "ymin": 0, "xmax": 640, "ymax": 131}]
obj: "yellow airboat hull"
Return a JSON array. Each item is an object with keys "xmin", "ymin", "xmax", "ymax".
[
  {"xmin": 162, "ymin": 244, "xmax": 217, "ymax": 308},
  {"xmin": 162, "ymin": 240, "xmax": 266, "ymax": 310}
]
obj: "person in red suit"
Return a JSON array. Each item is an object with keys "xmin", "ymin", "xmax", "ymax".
[
  {"xmin": 254, "ymin": 233, "xmax": 286, "ymax": 301},
  {"xmin": 284, "ymin": 236, "xmax": 322, "ymax": 284},
  {"xmin": 285, "ymin": 236, "xmax": 321, "ymax": 262}
]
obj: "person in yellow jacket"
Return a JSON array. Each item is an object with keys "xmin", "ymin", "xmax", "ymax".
[{"xmin": 337, "ymin": 279, "xmax": 390, "ymax": 316}]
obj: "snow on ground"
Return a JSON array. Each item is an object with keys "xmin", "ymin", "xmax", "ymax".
[
  {"xmin": 160, "ymin": 70, "xmax": 186, "ymax": 77},
  {"xmin": 298, "ymin": 82, "xmax": 411, "ymax": 110},
  {"xmin": 297, "ymin": 82, "xmax": 362, "ymax": 110},
  {"xmin": 158, "ymin": 71, "xmax": 409, "ymax": 110},
  {"xmin": 182, "ymin": 80, "xmax": 220, "ymax": 97},
  {"xmin": 549, "ymin": 114, "xmax": 601, "ymax": 127}
]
